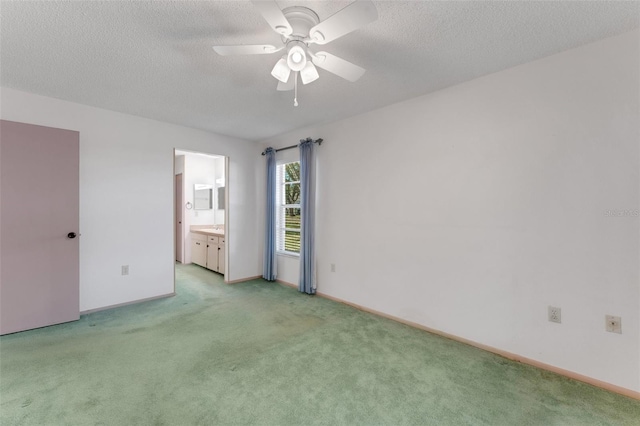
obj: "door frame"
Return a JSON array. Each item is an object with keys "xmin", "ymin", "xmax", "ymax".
[
  {"xmin": 175, "ymin": 173, "xmax": 184, "ymax": 263},
  {"xmin": 223, "ymin": 155, "xmax": 230, "ymax": 280}
]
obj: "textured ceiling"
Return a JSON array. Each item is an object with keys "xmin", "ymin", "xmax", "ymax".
[{"xmin": 1, "ymin": 1, "xmax": 638, "ymax": 142}]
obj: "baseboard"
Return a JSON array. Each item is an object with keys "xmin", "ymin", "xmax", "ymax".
[
  {"xmin": 225, "ymin": 275, "xmax": 263, "ymax": 284},
  {"xmin": 80, "ymin": 292, "xmax": 176, "ymax": 315},
  {"xmin": 276, "ymin": 279, "xmax": 296, "ymax": 289},
  {"xmin": 274, "ymin": 281, "xmax": 640, "ymax": 400}
]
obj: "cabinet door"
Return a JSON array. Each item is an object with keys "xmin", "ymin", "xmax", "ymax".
[
  {"xmin": 218, "ymin": 242, "xmax": 225, "ymax": 275},
  {"xmin": 206, "ymin": 241, "xmax": 219, "ymax": 271},
  {"xmin": 191, "ymin": 240, "xmax": 207, "ymax": 267}
]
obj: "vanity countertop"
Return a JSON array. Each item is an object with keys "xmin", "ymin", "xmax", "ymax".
[{"xmin": 191, "ymin": 228, "xmax": 224, "ymax": 237}]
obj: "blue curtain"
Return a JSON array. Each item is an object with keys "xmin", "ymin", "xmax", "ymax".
[
  {"xmin": 299, "ymin": 138, "xmax": 316, "ymax": 294},
  {"xmin": 263, "ymin": 147, "xmax": 277, "ymax": 281}
]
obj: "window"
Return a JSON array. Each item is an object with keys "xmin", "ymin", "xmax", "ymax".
[{"xmin": 276, "ymin": 161, "xmax": 301, "ymax": 254}]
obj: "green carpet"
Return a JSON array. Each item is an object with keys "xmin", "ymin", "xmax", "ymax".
[{"xmin": 1, "ymin": 264, "xmax": 639, "ymax": 425}]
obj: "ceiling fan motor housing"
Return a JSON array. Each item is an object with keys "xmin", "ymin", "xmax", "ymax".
[{"xmin": 281, "ymin": 6, "xmax": 320, "ymax": 39}]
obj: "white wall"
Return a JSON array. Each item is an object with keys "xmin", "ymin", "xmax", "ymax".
[
  {"xmin": 260, "ymin": 30, "xmax": 640, "ymax": 392},
  {"xmin": 175, "ymin": 155, "xmax": 185, "ymax": 176},
  {"xmin": 0, "ymin": 87, "xmax": 262, "ymax": 311}
]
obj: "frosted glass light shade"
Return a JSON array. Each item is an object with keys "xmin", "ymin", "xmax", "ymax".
[
  {"xmin": 287, "ymin": 45, "xmax": 307, "ymax": 72},
  {"xmin": 271, "ymin": 58, "xmax": 291, "ymax": 83},
  {"xmin": 300, "ymin": 62, "xmax": 319, "ymax": 85}
]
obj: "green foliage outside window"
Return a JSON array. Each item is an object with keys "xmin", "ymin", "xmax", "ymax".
[{"xmin": 283, "ymin": 162, "xmax": 301, "ymax": 252}]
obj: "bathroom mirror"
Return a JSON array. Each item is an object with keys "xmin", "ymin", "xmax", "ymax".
[
  {"xmin": 194, "ymin": 184, "xmax": 213, "ymax": 210},
  {"xmin": 217, "ymin": 187, "xmax": 225, "ymax": 210}
]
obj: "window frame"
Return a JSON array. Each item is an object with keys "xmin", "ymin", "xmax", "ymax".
[{"xmin": 276, "ymin": 161, "xmax": 301, "ymax": 256}]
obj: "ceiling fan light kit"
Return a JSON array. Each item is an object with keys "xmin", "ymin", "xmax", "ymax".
[
  {"xmin": 271, "ymin": 57, "xmax": 291, "ymax": 83},
  {"xmin": 300, "ymin": 62, "xmax": 319, "ymax": 85},
  {"xmin": 286, "ymin": 42, "xmax": 307, "ymax": 72},
  {"xmin": 213, "ymin": 0, "xmax": 378, "ymax": 106}
]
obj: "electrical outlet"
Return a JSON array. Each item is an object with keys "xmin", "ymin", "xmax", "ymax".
[
  {"xmin": 121, "ymin": 265, "xmax": 129, "ymax": 276},
  {"xmin": 605, "ymin": 315, "xmax": 621, "ymax": 334},
  {"xmin": 331, "ymin": 263, "xmax": 336, "ymax": 273},
  {"xmin": 548, "ymin": 306, "xmax": 561, "ymax": 323}
]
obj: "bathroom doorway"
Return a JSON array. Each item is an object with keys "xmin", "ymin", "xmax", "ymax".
[{"xmin": 173, "ymin": 149, "xmax": 228, "ymax": 288}]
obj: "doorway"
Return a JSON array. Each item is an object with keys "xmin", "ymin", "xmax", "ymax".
[{"xmin": 173, "ymin": 149, "xmax": 228, "ymax": 287}]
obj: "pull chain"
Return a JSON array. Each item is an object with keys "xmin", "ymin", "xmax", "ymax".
[{"xmin": 293, "ymin": 71, "xmax": 299, "ymax": 107}]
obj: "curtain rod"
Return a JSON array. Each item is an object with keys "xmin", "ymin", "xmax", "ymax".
[{"xmin": 261, "ymin": 138, "xmax": 323, "ymax": 156}]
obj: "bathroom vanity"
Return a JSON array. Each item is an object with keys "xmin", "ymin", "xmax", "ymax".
[{"xmin": 190, "ymin": 227, "xmax": 225, "ymax": 274}]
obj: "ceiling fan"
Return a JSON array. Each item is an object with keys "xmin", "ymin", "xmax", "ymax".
[{"xmin": 213, "ymin": 0, "xmax": 378, "ymax": 106}]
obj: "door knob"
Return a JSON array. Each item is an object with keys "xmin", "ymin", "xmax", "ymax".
[{"xmin": 67, "ymin": 232, "xmax": 78, "ymax": 239}]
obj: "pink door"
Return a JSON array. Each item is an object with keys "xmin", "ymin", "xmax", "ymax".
[{"xmin": 0, "ymin": 120, "xmax": 80, "ymax": 335}]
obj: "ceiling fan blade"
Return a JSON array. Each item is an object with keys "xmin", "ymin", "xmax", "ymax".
[
  {"xmin": 309, "ymin": 0, "xmax": 377, "ymax": 45},
  {"xmin": 311, "ymin": 51, "xmax": 365, "ymax": 82},
  {"xmin": 251, "ymin": 0, "xmax": 293, "ymax": 36},
  {"xmin": 277, "ymin": 74, "xmax": 295, "ymax": 91},
  {"xmin": 213, "ymin": 44, "xmax": 283, "ymax": 56}
]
